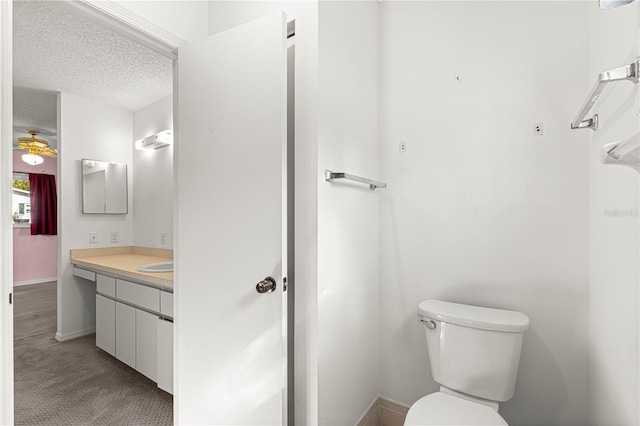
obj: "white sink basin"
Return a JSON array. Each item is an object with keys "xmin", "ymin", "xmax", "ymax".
[{"xmin": 138, "ymin": 262, "xmax": 173, "ymax": 273}]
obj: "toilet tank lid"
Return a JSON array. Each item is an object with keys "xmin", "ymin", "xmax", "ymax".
[{"xmin": 419, "ymin": 300, "xmax": 530, "ymax": 332}]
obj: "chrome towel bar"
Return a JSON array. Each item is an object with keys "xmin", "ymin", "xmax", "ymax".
[
  {"xmin": 324, "ymin": 170, "xmax": 387, "ymax": 190},
  {"xmin": 571, "ymin": 58, "xmax": 639, "ymax": 131},
  {"xmin": 601, "ymin": 133, "xmax": 640, "ymax": 173}
]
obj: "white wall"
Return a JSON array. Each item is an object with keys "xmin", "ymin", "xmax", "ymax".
[
  {"xmin": 587, "ymin": 3, "xmax": 640, "ymax": 425},
  {"xmin": 113, "ymin": 1, "xmax": 208, "ymax": 44},
  {"xmin": 133, "ymin": 95, "xmax": 173, "ymax": 249},
  {"xmin": 58, "ymin": 92, "xmax": 133, "ymax": 340},
  {"xmin": 208, "ymin": 3, "xmax": 319, "ymax": 424},
  {"xmin": 317, "ymin": 2, "xmax": 379, "ymax": 425},
  {"xmin": 378, "ymin": 2, "xmax": 591, "ymax": 425}
]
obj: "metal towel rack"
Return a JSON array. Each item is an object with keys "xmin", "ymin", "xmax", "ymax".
[
  {"xmin": 601, "ymin": 133, "xmax": 640, "ymax": 173},
  {"xmin": 325, "ymin": 170, "xmax": 387, "ymax": 190},
  {"xmin": 571, "ymin": 58, "xmax": 639, "ymax": 131}
]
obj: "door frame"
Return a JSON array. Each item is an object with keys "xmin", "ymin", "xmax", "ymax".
[
  {"xmin": 0, "ymin": 1, "xmax": 293, "ymax": 424},
  {"xmin": 0, "ymin": 0, "xmax": 14, "ymax": 423}
]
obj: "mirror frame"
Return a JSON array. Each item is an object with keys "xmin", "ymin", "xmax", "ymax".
[{"xmin": 81, "ymin": 158, "xmax": 128, "ymax": 214}]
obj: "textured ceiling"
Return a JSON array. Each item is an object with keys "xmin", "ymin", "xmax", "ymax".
[
  {"xmin": 13, "ymin": 0, "xmax": 173, "ymax": 114},
  {"xmin": 13, "ymin": 87, "xmax": 58, "ymax": 148}
]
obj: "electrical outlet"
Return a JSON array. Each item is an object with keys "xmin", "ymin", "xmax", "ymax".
[
  {"xmin": 111, "ymin": 231, "xmax": 119, "ymax": 244},
  {"xmin": 160, "ymin": 232, "xmax": 166, "ymax": 246},
  {"xmin": 89, "ymin": 232, "xmax": 98, "ymax": 244},
  {"xmin": 534, "ymin": 122, "xmax": 544, "ymax": 136},
  {"xmin": 399, "ymin": 141, "xmax": 407, "ymax": 153}
]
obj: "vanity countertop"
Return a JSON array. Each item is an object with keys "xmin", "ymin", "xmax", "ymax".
[{"xmin": 71, "ymin": 246, "xmax": 173, "ymax": 291}]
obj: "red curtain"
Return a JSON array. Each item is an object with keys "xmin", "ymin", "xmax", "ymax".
[{"xmin": 29, "ymin": 173, "xmax": 57, "ymax": 236}]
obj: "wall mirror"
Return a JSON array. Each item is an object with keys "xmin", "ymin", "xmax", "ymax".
[{"xmin": 82, "ymin": 159, "xmax": 128, "ymax": 214}]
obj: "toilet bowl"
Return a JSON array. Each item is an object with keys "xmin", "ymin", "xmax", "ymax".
[
  {"xmin": 405, "ymin": 300, "xmax": 529, "ymax": 425},
  {"xmin": 405, "ymin": 391, "xmax": 507, "ymax": 425}
]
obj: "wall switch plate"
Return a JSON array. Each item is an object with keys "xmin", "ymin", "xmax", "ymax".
[
  {"xmin": 111, "ymin": 231, "xmax": 119, "ymax": 244},
  {"xmin": 399, "ymin": 141, "xmax": 407, "ymax": 153},
  {"xmin": 160, "ymin": 232, "xmax": 166, "ymax": 246},
  {"xmin": 89, "ymin": 232, "xmax": 98, "ymax": 244}
]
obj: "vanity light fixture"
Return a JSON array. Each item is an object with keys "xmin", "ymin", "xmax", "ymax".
[{"xmin": 135, "ymin": 129, "xmax": 172, "ymax": 151}]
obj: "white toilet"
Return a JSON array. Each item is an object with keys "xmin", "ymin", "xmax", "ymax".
[{"xmin": 405, "ymin": 299, "xmax": 530, "ymax": 425}]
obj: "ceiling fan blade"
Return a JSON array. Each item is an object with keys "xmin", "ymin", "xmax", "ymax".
[{"xmin": 17, "ymin": 136, "xmax": 49, "ymax": 147}]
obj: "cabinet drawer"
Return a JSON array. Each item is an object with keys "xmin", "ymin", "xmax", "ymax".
[
  {"xmin": 97, "ymin": 275, "xmax": 116, "ymax": 297},
  {"xmin": 73, "ymin": 267, "xmax": 95, "ymax": 282},
  {"xmin": 160, "ymin": 292, "xmax": 173, "ymax": 318},
  {"xmin": 116, "ymin": 279, "xmax": 160, "ymax": 312}
]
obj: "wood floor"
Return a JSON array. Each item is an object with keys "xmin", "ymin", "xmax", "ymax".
[{"xmin": 13, "ymin": 281, "xmax": 173, "ymax": 425}]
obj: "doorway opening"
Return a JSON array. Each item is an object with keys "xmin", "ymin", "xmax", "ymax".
[{"xmin": 12, "ymin": 1, "xmax": 175, "ymax": 423}]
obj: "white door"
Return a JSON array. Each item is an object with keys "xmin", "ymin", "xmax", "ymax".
[{"xmin": 176, "ymin": 12, "xmax": 287, "ymax": 425}]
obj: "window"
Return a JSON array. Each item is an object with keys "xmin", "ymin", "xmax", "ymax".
[{"xmin": 12, "ymin": 172, "xmax": 30, "ymax": 226}]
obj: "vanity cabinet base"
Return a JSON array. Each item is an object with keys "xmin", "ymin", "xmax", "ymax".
[{"xmin": 94, "ymin": 273, "xmax": 173, "ymax": 394}]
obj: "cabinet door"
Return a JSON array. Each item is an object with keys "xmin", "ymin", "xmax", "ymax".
[
  {"xmin": 115, "ymin": 302, "xmax": 136, "ymax": 369},
  {"xmin": 96, "ymin": 295, "xmax": 115, "ymax": 356},
  {"xmin": 136, "ymin": 309, "xmax": 158, "ymax": 382},
  {"xmin": 157, "ymin": 318, "xmax": 173, "ymax": 394}
]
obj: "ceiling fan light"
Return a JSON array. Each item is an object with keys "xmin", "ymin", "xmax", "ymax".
[{"xmin": 22, "ymin": 153, "xmax": 44, "ymax": 165}]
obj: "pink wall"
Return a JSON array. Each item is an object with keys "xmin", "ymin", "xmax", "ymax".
[
  {"xmin": 13, "ymin": 228, "xmax": 57, "ymax": 283},
  {"xmin": 13, "ymin": 150, "xmax": 57, "ymax": 174},
  {"xmin": 12, "ymin": 151, "xmax": 57, "ymax": 284}
]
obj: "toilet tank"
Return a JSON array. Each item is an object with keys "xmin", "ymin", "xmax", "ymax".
[{"xmin": 418, "ymin": 300, "xmax": 530, "ymax": 402}]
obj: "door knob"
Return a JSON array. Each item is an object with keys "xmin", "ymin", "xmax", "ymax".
[{"xmin": 256, "ymin": 277, "xmax": 277, "ymax": 294}]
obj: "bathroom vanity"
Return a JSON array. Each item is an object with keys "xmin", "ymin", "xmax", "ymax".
[{"xmin": 70, "ymin": 247, "xmax": 173, "ymax": 394}]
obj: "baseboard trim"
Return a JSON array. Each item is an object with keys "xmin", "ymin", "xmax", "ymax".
[
  {"xmin": 355, "ymin": 396, "xmax": 380, "ymax": 426},
  {"xmin": 13, "ymin": 278, "xmax": 56, "ymax": 287},
  {"xmin": 55, "ymin": 328, "xmax": 95, "ymax": 342},
  {"xmin": 356, "ymin": 396, "xmax": 410, "ymax": 426}
]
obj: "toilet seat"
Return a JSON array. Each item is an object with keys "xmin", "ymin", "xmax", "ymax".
[{"xmin": 404, "ymin": 392, "xmax": 508, "ymax": 425}]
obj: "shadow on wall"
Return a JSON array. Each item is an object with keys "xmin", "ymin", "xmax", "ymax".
[
  {"xmin": 588, "ymin": 346, "xmax": 637, "ymax": 423},
  {"xmin": 499, "ymin": 329, "xmax": 568, "ymax": 425}
]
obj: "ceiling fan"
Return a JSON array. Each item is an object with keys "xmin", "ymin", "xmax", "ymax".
[{"xmin": 16, "ymin": 130, "xmax": 57, "ymax": 166}]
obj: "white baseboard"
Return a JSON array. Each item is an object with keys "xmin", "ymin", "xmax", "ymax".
[
  {"xmin": 356, "ymin": 395, "xmax": 410, "ymax": 426},
  {"xmin": 55, "ymin": 328, "xmax": 95, "ymax": 342},
  {"xmin": 13, "ymin": 278, "xmax": 57, "ymax": 287}
]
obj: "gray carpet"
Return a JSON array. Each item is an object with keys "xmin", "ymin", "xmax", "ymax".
[
  {"xmin": 13, "ymin": 282, "xmax": 56, "ymax": 341},
  {"xmin": 14, "ymin": 281, "xmax": 173, "ymax": 425}
]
